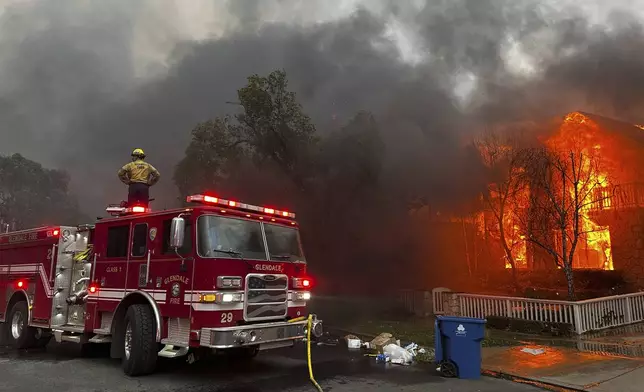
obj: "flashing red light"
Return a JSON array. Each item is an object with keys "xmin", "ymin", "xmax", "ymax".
[
  {"xmin": 88, "ymin": 284, "xmax": 98, "ymax": 294},
  {"xmin": 186, "ymin": 194, "xmax": 297, "ymax": 219},
  {"xmin": 53, "ymin": 229, "xmax": 60, "ymax": 236},
  {"xmin": 131, "ymin": 206, "xmax": 146, "ymax": 213},
  {"xmin": 293, "ymin": 277, "xmax": 313, "ymax": 289},
  {"xmin": 15, "ymin": 279, "xmax": 26, "ymax": 289}
]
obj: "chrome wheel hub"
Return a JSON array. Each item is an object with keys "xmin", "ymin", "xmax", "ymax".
[
  {"xmin": 11, "ymin": 310, "xmax": 23, "ymax": 340},
  {"xmin": 124, "ymin": 322, "xmax": 132, "ymax": 360}
]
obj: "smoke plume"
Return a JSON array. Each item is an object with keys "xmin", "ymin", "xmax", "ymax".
[{"xmin": 0, "ymin": 0, "xmax": 641, "ymax": 217}]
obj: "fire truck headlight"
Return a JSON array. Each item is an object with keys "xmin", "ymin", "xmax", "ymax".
[
  {"xmin": 200, "ymin": 292, "xmax": 243, "ymax": 303},
  {"xmin": 217, "ymin": 276, "xmax": 243, "ymax": 289},
  {"xmin": 294, "ymin": 292, "xmax": 311, "ymax": 301},
  {"xmin": 218, "ymin": 292, "xmax": 243, "ymax": 303}
]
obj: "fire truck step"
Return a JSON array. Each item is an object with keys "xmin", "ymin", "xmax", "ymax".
[
  {"xmin": 157, "ymin": 344, "xmax": 189, "ymax": 358},
  {"xmin": 88, "ymin": 334, "xmax": 111, "ymax": 344},
  {"xmin": 53, "ymin": 329, "xmax": 88, "ymax": 344},
  {"xmin": 58, "ymin": 325, "xmax": 85, "ymax": 333},
  {"xmin": 61, "ymin": 335, "xmax": 82, "ymax": 343}
]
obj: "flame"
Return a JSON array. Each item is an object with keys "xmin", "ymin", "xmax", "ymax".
[
  {"xmin": 485, "ymin": 184, "xmax": 528, "ymax": 269},
  {"xmin": 548, "ymin": 112, "xmax": 613, "ymax": 270}
]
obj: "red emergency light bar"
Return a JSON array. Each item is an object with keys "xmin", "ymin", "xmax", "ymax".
[
  {"xmin": 186, "ymin": 194, "xmax": 296, "ymax": 219},
  {"xmin": 105, "ymin": 206, "xmax": 151, "ymax": 216}
]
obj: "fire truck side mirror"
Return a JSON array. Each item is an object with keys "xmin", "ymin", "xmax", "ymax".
[{"xmin": 170, "ymin": 217, "xmax": 185, "ymax": 249}]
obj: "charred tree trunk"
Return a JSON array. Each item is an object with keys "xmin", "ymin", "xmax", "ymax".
[
  {"xmin": 563, "ymin": 262, "xmax": 576, "ymax": 300},
  {"xmin": 498, "ymin": 218, "xmax": 522, "ymax": 294}
]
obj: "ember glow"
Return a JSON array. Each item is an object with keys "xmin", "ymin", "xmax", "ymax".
[
  {"xmin": 546, "ymin": 112, "xmax": 614, "ymax": 270},
  {"xmin": 482, "ymin": 111, "xmax": 620, "ymax": 271}
]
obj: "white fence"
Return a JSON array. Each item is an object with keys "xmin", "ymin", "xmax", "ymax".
[{"xmin": 429, "ymin": 288, "xmax": 644, "ymax": 334}]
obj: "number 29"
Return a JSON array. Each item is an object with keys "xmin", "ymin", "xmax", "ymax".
[{"xmin": 220, "ymin": 312, "xmax": 233, "ymax": 324}]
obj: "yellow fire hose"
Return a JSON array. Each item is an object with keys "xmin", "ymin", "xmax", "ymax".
[{"xmin": 288, "ymin": 315, "xmax": 323, "ymax": 391}]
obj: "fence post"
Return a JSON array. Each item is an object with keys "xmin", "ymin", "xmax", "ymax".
[
  {"xmin": 442, "ymin": 293, "xmax": 461, "ymax": 316},
  {"xmin": 573, "ymin": 303, "xmax": 583, "ymax": 334},
  {"xmin": 624, "ymin": 297, "xmax": 633, "ymax": 324},
  {"xmin": 505, "ymin": 299, "xmax": 512, "ymax": 318},
  {"xmin": 423, "ymin": 291, "xmax": 432, "ymax": 317}
]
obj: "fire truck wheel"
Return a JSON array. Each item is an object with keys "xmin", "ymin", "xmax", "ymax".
[
  {"xmin": 7, "ymin": 301, "xmax": 38, "ymax": 349},
  {"xmin": 229, "ymin": 346, "xmax": 259, "ymax": 360},
  {"xmin": 121, "ymin": 304, "xmax": 157, "ymax": 376}
]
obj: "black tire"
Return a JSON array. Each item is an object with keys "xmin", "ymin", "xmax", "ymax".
[
  {"xmin": 34, "ymin": 331, "xmax": 52, "ymax": 349},
  {"xmin": 0, "ymin": 322, "xmax": 8, "ymax": 346},
  {"xmin": 121, "ymin": 304, "xmax": 158, "ymax": 376},
  {"xmin": 229, "ymin": 346, "xmax": 259, "ymax": 360},
  {"xmin": 438, "ymin": 360, "xmax": 458, "ymax": 378},
  {"xmin": 6, "ymin": 301, "xmax": 38, "ymax": 349}
]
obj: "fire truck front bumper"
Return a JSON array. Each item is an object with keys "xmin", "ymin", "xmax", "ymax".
[{"xmin": 199, "ymin": 316, "xmax": 323, "ymax": 349}]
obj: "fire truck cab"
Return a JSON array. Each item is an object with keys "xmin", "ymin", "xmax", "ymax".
[{"xmin": 0, "ymin": 194, "xmax": 322, "ymax": 376}]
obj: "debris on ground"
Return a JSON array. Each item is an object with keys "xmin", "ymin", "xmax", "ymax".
[
  {"xmin": 370, "ymin": 333, "xmax": 397, "ymax": 353},
  {"xmin": 383, "ymin": 343, "xmax": 414, "ymax": 365},
  {"xmin": 316, "ymin": 333, "xmax": 338, "ymax": 346},
  {"xmin": 347, "ymin": 338, "xmax": 362, "ymax": 349},
  {"xmin": 521, "ymin": 347, "xmax": 546, "ymax": 356},
  {"xmin": 344, "ymin": 334, "xmax": 361, "ymax": 349}
]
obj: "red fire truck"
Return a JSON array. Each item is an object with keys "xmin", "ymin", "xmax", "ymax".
[{"xmin": 0, "ymin": 194, "xmax": 322, "ymax": 376}]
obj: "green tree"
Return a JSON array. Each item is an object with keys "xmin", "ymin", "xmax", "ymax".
[
  {"xmin": 0, "ymin": 153, "xmax": 86, "ymax": 229},
  {"xmin": 234, "ymin": 69, "xmax": 317, "ymax": 188},
  {"xmin": 175, "ymin": 69, "xmax": 318, "ymax": 197},
  {"xmin": 173, "ymin": 117, "xmax": 243, "ymax": 197}
]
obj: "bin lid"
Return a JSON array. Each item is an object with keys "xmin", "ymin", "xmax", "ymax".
[{"xmin": 437, "ymin": 315, "xmax": 486, "ymax": 324}]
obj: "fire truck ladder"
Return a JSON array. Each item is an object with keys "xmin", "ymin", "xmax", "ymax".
[{"xmin": 50, "ymin": 226, "xmax": 95, "ymax": 344}]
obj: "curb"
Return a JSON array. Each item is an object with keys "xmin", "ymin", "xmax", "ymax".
[{"xmin": 482, "ymin": 369, "xmax": 584, "ymax": 392}]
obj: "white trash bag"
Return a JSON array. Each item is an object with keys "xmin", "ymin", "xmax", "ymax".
[{"xmin": 383, "ymin": 343, "xmax": 414, "ymax": 365}]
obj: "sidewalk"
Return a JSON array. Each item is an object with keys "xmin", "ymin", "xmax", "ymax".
[{"xmin": 482, "ymin": 345, "xmax": 644, "ymax": 391}]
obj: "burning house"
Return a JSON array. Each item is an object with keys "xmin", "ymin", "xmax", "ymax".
[
  {"xmin": 480, "ymin": 111, "xmax": 644, "ymax": 287},
  {"xmin": 409, "ymin": 111, "xmax": 644, "ymax": 292}
]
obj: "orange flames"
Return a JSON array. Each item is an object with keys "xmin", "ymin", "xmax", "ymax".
[
  {"xmin": 547, "ymin": 112, "xmax": 613, "ymax": 270},
  {"xmin": 489, "ymin": 112, "xmax": 615, "ymax": 270}
]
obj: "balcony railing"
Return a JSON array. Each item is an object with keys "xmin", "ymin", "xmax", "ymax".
[{"xmin": 590, "ymin": 182, "xmax": 644, "ymax": 211}]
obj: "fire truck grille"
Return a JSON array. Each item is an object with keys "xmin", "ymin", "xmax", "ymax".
[{"xmin": 244, "ymin": 274, "xmax": 288, "ymax": 321}]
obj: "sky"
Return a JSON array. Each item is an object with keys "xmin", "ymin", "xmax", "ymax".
[{"xmin": 0, "ymin": 0, "xmax": 643, "ymax": 216}]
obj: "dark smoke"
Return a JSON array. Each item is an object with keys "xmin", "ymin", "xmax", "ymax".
[
  {"xmin": 0, "ymin": 0, "xmax": 635, "ymax": 211},
  {"xmin": 0, "ymin": 1, "xmax": 643, "ymax": 291}
]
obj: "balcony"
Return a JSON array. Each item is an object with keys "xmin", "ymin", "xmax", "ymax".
[{"xmin": 589, "ymin": 182, "xmax": 644, "ymax": 212}]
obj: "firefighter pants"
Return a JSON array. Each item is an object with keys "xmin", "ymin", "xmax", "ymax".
[{"xmin": 128, "ymin": 182, "xmax": 150, "ymax": 207}]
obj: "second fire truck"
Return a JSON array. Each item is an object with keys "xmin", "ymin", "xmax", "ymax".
[{"xmin": 0, "ymin": 193, "xmax": 322, "ymax": 375}]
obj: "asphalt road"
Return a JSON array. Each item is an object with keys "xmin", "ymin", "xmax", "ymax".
[{"xmin": 0, "ymin": 341, "xmax": 543, "ymax": 392}]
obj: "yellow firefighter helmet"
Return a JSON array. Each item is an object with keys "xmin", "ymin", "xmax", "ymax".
[{"xmin": 131, "ymin": 148, "xmax": 146, "ymax": 158}]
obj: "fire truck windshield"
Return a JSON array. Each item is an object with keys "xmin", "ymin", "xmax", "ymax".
[
  {"xmin": 264, "ymin": 223, "xmax": 306, "ymax": 262},
  {"xmin": 196, "ymin": 215, "xmax": 305, "ymax": 262}
]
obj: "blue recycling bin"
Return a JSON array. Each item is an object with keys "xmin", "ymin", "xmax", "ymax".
[{"xmin": 434, "ymin": 315, "xmax": 487, "ymax": 380}]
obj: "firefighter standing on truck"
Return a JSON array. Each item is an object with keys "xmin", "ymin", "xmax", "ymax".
[{"xmin": 117, "ymin": 148, "xmax": 160, "ymax": 207}]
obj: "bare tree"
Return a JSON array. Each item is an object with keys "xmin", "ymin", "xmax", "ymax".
[
  {"xmin": 522, "ymin": 146, "xmax": 614, "ymax": 300},
  {"xmin": 475, "ymin": 131, "xmax": 531, "ymax": 293}
]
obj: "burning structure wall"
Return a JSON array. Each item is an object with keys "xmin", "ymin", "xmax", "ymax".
[{"xmin": 481, "ymin": 111, "xmax": 644, "ymax": 283}]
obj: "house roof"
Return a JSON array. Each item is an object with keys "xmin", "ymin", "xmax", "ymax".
[{"xmin": 572, "ymin": 111, "xmax": 644, "ymax": 145}]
